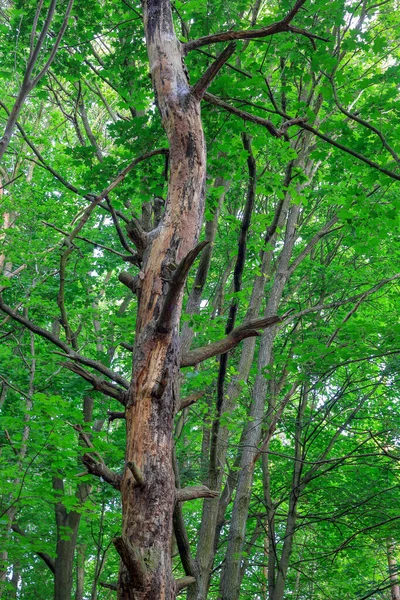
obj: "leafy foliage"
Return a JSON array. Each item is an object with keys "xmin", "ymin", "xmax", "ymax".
[{"xmin": 0, "ymin": 0, "xmax": 400, "ymax": 598}]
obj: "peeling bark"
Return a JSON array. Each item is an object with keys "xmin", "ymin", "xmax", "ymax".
[{"xmin": 118, "ymin": 1, "xmax": 206, "ymax": 598}]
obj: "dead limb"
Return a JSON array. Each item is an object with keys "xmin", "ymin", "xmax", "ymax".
[
  {"xmin": 108, "ymin": 410, "xmax": 126, "ymax": 422},
  {"xmin": 192, "ymin": 43, "xmax": 236, "ymax": 99},
  {"xmin": 181, "ymin": 315, "xmax": 281, "ymax": 367},
  {"xmin": 176, "ymin": 485, "xmax": 219, "ymax": 502},
  {"xmin": 126, "ymin": 217, "xmax": 148, "ymax": 259},
  {"xmin": 178, "ymin": 391, "xmax": 205, "ymax": 411},
  {"xmin": 118, "ymin": 271, "xmax": 139, "ymax": 293},
  {"xmin": 176, "ymin": 576, "xmax": 196, "ymax": 592},
  {"xmin": 113, "ymin": 537, "xmax": 147, "ymax": 590},
  {"xmin": 82, "ymin": 453, "xmax": 121, "ymax": 490},
  {"xmin": 157, "ymin": 241, "xmax": 209, "ymax": 334},
  {"xmin": 127, "ymin": 461, "xmax": 145, "ymax": 487},
  {"xmin": 55, "ymin": 352, "xmax": 129, "ymax": 389},
  {"xmin": 62, "ymin": 362, "xmax": 126, "ymax": 405},
  {"xmin": 120, "ymin": 341, "xmax": 134, "ymax": 352}
]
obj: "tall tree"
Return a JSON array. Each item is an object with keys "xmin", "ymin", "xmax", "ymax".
[{"xmin": 1, "ymin": 1, "xmax": 400, "ymax": 599}]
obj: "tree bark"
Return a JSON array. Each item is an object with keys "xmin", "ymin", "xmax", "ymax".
[
  {"xmin": 53, "ymin": 471, "xmax": 87, "ymax": 600},
  {"xmin": 75, "ymin": 545, "xmax": 86, "ymax": 600},
  {"xmin": 118, "ymin": 2, "xmax": 206, "ymax": 598}
]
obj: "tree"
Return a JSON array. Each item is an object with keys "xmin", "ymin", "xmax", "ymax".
[{"xmin": 1, "ymin": 0, "xmax": 400, "ymax": 599}]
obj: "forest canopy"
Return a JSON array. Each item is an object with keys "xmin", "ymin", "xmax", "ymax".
[{"xmin": 0, "ymin": 0, "xmax": 400, "ymax": 599}]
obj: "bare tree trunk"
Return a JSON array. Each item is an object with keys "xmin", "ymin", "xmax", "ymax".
[{"xmin": 117, "ymin": 2, "xmax": 206, "ymax": 598}]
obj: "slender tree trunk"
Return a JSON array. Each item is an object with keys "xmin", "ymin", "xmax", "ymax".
[
  {"xmin": 53, "ymin": 479, "xmax": 81, "ymax": 600},
  {"xmin": 53, "ymin": 398, "xmax": 98, "ymax": 600},
  {"xmin": 118, "ymin": 2, "xmax": 206, "ymax": 598},
  {"xmin": 75, "ymin": 545, "xmax": 86, "ymax": 600},
  {"xmin": 387, "ymin": 539, "xmax": 400, "ymax": 600},
  {"xmin": 219, "ymin": 197, "xmax": 301, "ymax": 600},
  {"xmin": 189, "ymin": 181, "xmax": 292, "ymax": 600}
]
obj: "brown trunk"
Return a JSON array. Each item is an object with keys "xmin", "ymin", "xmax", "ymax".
[
  {"xmin": 118, "ymin": 2, "xmax": 206, "ymax": 598},
  {"xmin": 53, "ymin": 478, "xmax": 81, "ymax": 600}
]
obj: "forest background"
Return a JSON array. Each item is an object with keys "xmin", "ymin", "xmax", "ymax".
[{"xmin": 0, "ymin": 0, "xmax": 400, "ymax": 599}]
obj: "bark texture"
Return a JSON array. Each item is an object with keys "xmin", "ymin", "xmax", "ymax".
[{"xmin": 118, "ymin": 2, "xmax": 206, "ymax": 598}]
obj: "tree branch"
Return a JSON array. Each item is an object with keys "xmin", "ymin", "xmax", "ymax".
[
  {"xmin": 204, "ymin": 93, "xmax": 304, "ymax": 137},
  {"xmin": 181, "ymin": 315, "xmax": 281, "ymax": 367},
  {"xmin": 330, "ymin": 78, "xmax": 400, "ymax": 164},
  {"xmin": 157, "ymin": 241, "xmax": 209, "ymax": 334},
  {"xmin": 113, "ymin": 536, "xmax": 147, "ymax": 590},
  {"xmin": 176, "ymin": 485, "xmax": 220, "ymax": 502},
  {"xmin": 288, "ymin": 215, "xmax": 339, "ymax": 276},
  {"xmin": 81, "ymin": 453, "xmax": 121, "ymax": 489},
  {"xmin": 204, "ymin": 94, "xmax": 400, "ymax": 181},
  {"xmin": 11, "ymin": 522, "xmax": 56, "ymax": 574},
  {"xmin": 299, "ymin": 119, "xmax": 400, "ymax": 182},
  {"xmin": 0, "ymin": 297, "xmax": 129, "ymax": 389},
  {"xmin": 0, "ymin": 0, "xmax": 74, "ymax": 162},
  {"xmin": 99, "ymin": 581, "xmax": 117, "ymax": 591},
  {"xmin": 194, "ymin": 48, "xmax": 252, "ymax": 79},
  {"xmin": 108, "ymin": 410, "xmax": 126, "ymax": 422},
  {"xmin": 126, "ymin": 217, "xmax": 148, "ymax": 259},
  {"xmin": 127, "ymin": 461, "xmax": 145, "ymax": 487},
  {"xmin": 173, "ymin": 502, "xmax": 196, "ymax": 578},
  {"xmin": 176, "ymin": 576, "xmax": 196, "ymax": 592},
  {"xmin": 64, "ymin": 149, "xmax": 168, "ymax": 249},
  {"xmin": 184, "ymin": 0, "xmax": 328, "ymax": 52},
  {"xmin": 105, "ymin": 196, "xmax": 137, "ymax": 255},
  {"xmin": 285, "ymin": 273, "xmax": 400, "ymax": 323},
  {"xmin": 178, "ymin": 391, "xmax": 205, "ymax": 411},
  {"xmin": 42, "ymin": 220, "xmax": 134, "ymax": 261},
  {"xmin": 118, "ymin": 271, "xmax": 139, "ymax": 293},
  {"xmin": 192, "ymin": 43, "xmax": 236, "ymax": 99}
]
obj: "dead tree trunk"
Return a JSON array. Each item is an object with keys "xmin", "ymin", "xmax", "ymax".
[{"xmin": 117, "ymin": 2, "xmax": 207, "ymax": 598}]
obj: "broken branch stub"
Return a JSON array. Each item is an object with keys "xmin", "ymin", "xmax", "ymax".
[
  {"xmin": 118, "ymin": 271, "xmax": 139, "ymax": 293},
  {"xmin": 176, "ymin": 485, "xmax": 220, "ymax": 502},
  {"xmin": 81, "ymin": 453, "xmax": 121, "ymax": 489},
  {"xmin": 127, "ymin": 460, "xmax": 145, "ymax": 487},
  {"xmin": 175, "ymin": 576, "xmax": 196, "ymax": 592},
  {"xmin": 126, "ymin": 217, "xmax": 148, "ymax": 259},
  {"xmin": 157, "ymin": 241, "xmax": 209, "ymax": 334},
  {"xmin": 113, "ymin": 536, "xmax": 147, "ymax": 591}
]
